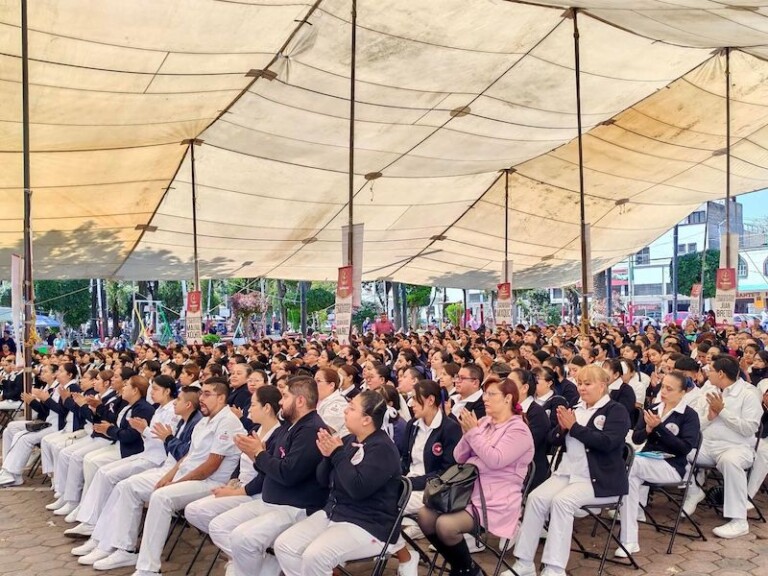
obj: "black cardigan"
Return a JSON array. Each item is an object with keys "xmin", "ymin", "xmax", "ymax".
[
  {"xmin": 526, "ymin": 400, "xmax": 551, "ymax": 490},
  {"xmin": 321, "ymin": 429, "xmax": 402, "ymax": 543},
  {"xmin": 550, "ymin": 399, "xmax": 631, "ymax": 497},
  {"xmin": 632, "ymin": 403, "xmax": 700, "ymax": 478},
  {"xmin": 401, "ymin": 413, "xmax": 462, "ymax": 491}
]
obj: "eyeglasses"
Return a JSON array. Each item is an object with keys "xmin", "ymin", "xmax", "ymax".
[
  {"xmin": 200, "ymin": 391, "xmax": 223, "ymax": 398},
  {"xmin": 454, "ymin": 376, "xmax": 477, "ymax": 382}
]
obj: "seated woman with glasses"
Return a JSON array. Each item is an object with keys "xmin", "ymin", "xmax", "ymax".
[
  {"xmin": 615, "ymin": 370, "xmax": 699, "ymax": 557},
  {"xmin": 274, "ymin": 390, "xmax": 403, "ymax": 576},
  {"xmin": 513, "ymin": 365, "xmax": 631, "ymax": 576},
  {"xmin": 416, "ymin": 377, "xmax": 534, "ymax": 576}
]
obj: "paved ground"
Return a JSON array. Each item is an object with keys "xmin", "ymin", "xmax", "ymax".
[{"xmin": 2, "ymin": 468, "xmax": 768, "ymax": 576}]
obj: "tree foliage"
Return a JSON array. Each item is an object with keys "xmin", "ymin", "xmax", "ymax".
[
  {"xmin": 353, "ymin": 301, "xmax": 381, "ymax": 329},
  {"xmin": 34, "ymin": 279, "xmax": 91, "ymax": 327},
  {"xmin": 674, "ymin": 249, "xmax": 719, "ymax": 299}
]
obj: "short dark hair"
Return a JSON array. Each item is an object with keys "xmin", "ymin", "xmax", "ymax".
[
  {"xmin": 712, "ymin": 355, "xmax": 740, "ymax": 382},
  {"xmin": 674, "ymin": 356, "xmax": 700, "ymax": 373},
  {"xmin": 462, "ymin": 363, "xmax": 484, "ymax": 383},
  {"xmin": 287, "ymin": 375, "xmax": 319, "ymax": 409},
  {"xmin": 203, "ymin": 376, "xmax": 230, "ymax": 396}
]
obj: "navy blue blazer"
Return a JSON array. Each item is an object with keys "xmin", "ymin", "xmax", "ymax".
[
  {"xmin": 165, "ymin": 410, "xmax": 203, "ymax": 462},
  {"xmin": 401, "ymin": 413, "xmax": 462, "ymax": 491},
  {"xmin": 43, "ymin": 382, "xmax": 82, "ymax": 430},
  {"xmin": 550, "ymin": 399, "xmax": 631, "ymax": 498},
  {"xmin": 105, "ymin": 398, "xmax": 156, "ymax": 458},
  {"xmin": 632, "ymin": 403, "xmax": 700, "ymax": 478},
  {"xmin": 526, "ymin": 400, "xmax": 551, "ymax": 490},
  {"xmin": 609, "ymin": 383, "xmax": 637, "ymax": 423},
  {"xmin": 1, "ymin": 372, "xmax": 23, "ymax": 402}
]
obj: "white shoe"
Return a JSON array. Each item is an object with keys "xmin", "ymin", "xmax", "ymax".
[
  {"xmin": 46, "ymin": 497, "xmax": 66, "ymax": 511},
  {"xmin": 78, "ymin": 548, "xmax": 112, "ymax": 565},
  {"xmin": 541, "ymin": 567, "xmax": 567, "ymax": 576},
  {"xmin": 403, "ymin": 524, "xmax": 425, "ymax": 540},
  {"xmin": 64, "ymin": 522, "xmax": 94, "ymax": 537},
  {"xmin": 505, "ymin": 560, "xmax": 536, "ymax": 576},
  {"xmin": 682, "ymin": 488, "xmax": 705, "ymax": 516},
  {"xmin": 465, "ymin": 535, "xmax": 486, "ymax": 554},
  {"xmin": 0, "ymin": 469, "xmax": 22, "ymax": 486},
  {"xmin": 712, "ymin": 519, "xmax": 749, "ymax": 539},
  {"xmin": 747, "ymin": 501, "xmax": 755, "ymax": 511},
  {"xmin": 53, "ymin": 501, "xmax": 77, "ymax": 516},
  {"xmin": 225, "ymin": 561, "xmax": 235, "ymax": 576},
  {"xmin": 93, "ymin": 549, "xmax": 138, "ymax": 570},
  {"xmin": 72, "ymin": 538, "xmax": 99, "ymax": 556},
  {"xmin": 614, "ymin": 542, "xmax": 640, "ymax": 558},
  {"xmin": 398, "ymin": 552, "xmax": 419, "ymax": 576},
  {"xmin": 130, "ymin": 571, "xmax": 160, "ymax": 576},
  {"xmin": 53, "ymin": 491, "xmax": 62, "ymax": 498},
  {"xmin": 64, "ymin": 505, "xmax": 80, "ymax": 523}
]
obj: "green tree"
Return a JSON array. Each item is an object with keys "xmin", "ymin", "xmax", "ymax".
[
  {"xmin": 674, "ymin": 249, "xmax": 719, "ymax": 298},
  {"xmin": 157, "ymin": 281, "xmax": 183, "ymax": 317},
  {"xmin": 405, "ymin": 284, "xmax": 432, "ymax": 329},
  {"xmin": 353, "ymin": 301, "xmax": 380, "ymax": 330},
  {"xmin": 34, "ymin": 280, "xmax": 91, "ymax": 327},
  {"xmin": 445, "ymin": 303, "xmax": 464, "ymax": 327}
]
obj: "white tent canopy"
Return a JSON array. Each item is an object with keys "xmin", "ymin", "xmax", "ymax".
[{"xmin": 2, "ymin": 0, "xmax": 768, "ymax": 288}]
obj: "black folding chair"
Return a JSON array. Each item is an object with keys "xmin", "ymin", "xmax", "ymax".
[
  {"xmin": 337, "ymin": 476, "xmax": 413, "ymax": 576},
  {"xmin": 641, "ymin": 434, "xmax": 706, "ymax": 552},
  {"xmin": 426, "ymin": 461, "xmax": 537, "ymax": 576},
  {"xmin": 163, "ymin": 512, "xmax": 189, "ymax": 561},
  {"xmin": 690, "ymin": 423, "xmax": 766, "ymax": 524},
  {"xmin": 0, "ymin": 402, "xmax": 24, "ymax": 434},
  {"xmin": 571, "ymin": 443, "xmax": 639, "ymax": 576}
]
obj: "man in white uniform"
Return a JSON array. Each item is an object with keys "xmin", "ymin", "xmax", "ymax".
[
  {"xmin": 83, "ymin": 379, "xmax": 243, "ymax": 575},
  {"xmin": 683, "ymin": 355, "xmax": 762, "ymax": 538}
]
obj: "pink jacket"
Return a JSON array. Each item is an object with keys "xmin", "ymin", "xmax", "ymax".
[{"xmin": 454, "ymin": 415, "xmax": 533, "ymax": 539}]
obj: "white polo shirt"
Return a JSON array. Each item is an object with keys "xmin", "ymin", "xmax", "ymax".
[
  {"xmin": 141, "ymin": 401, "xmax": 180, "ymax": 465},
  {"xmin": 175, "ymin": 406, "xmax": 245, "ymax": 484}
]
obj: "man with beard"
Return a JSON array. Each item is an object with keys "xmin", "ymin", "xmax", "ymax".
[
  {"xmin": 222, "ymin": 375, "xmax": 328, "ymax": 576},
  {"xmin": 80, "ymin": 379, "xmax": 244, "ymax": 575}
]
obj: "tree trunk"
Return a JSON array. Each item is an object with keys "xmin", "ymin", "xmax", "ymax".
[
  {"xmin": 277, "ymin": 280, "xmax": 287, "ymax": 333},
  {"xmin": 99, "ymin": 279, "xmax": 109, "ymax": 338},
  {"xmin": 90, "ymin": 279, "xmax": 98, "ymax": 338}
]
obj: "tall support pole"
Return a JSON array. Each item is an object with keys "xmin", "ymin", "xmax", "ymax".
[
  {"xmin": 189, "ymin": 141, "xmax": 201, "ymax": 291},
  {"xmin": 572, "ymin": 9, "xmax": 590, "ymax": 336},
  {"xmin": 21, "ymin": 0, "xmax": 34, "ymax": 417},
  {"xmin": 347, "ymin": 0, "xmax": 357, "ymax": 268},
  {"xmin": 606, "ymin": 267, "xmax": 613, "ymax": 319},
  {"xmin": 699, "ymin": 211, "xmax": 708, "ymax": 315},
  {"xmin": 672, "ymin": 224, "xmax": 679, "ymax": 316},
  {"xmin": 725, "ymin": 47, "xmax": 732, "ymax": 270},
  {"xmin": 504, "ymin": 169, "xmax": 510, "ymax": 283},
  {"xmin": 299, "ymin": 281, "xmax": 308, "ymax": 335}
]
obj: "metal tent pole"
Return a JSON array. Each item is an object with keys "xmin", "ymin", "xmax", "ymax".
[
  {"xmin": 725, "ymin": 47, "xmax": 732, "ymax": 269},
  {"xmin": 572, "ymin": 9, "xmax": 590, "ymax": 336},
  {"xmin": 347, "ymin": 0, "xmax": 357, "ymax": 269},
  {"xmin": 21, "ymin": 0, "xmax": 34, "ymax": 418}
]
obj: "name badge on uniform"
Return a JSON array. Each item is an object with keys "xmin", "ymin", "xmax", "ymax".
[
  {"xmin": 594, "ymin": 415, "xmax": 606, "ymax": 431},
  {"xmin": 665, "ymin": 423, "xmax": 680, "ymax": 436},
  {"xmin": 219, "ymin": 432, "xmax": 231, "ymax": 443},
  {"xmin": 432, "ymin": 442, "xmax": 443, "ymax": 456},
  {"xmin": 351, "ymin": 443, "xmax": 365, "ymax": 465}
]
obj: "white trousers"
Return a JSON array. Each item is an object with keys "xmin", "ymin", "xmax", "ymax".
[
  {"xmin": 0, "ymin": 400, "xmax": 22, "ymax": 411},
  {"xmin": 57, "ymin": 436, "xmax": 111, "ymax": 501},
  {"xmin": 1, "ymin": 421, "xmax": 58, "ymax": 475},
  {"xmin": 94, "ymin": 468, "xmax": 167, "ymax": 553},
  {"xmin": 76, "ymin": 453, "xmax": 156, "ymax": 526},
  {"xmin": 185, "ymin": 493, "xmax": 254, "ymax": 535},
  {"xmin": 80, "ymin": 443, "xmax": 120, "ymax": 501},
  {"xmin": 747, "ymin": 440, "xmax": 768, "ymax": 498},
  {"xmin": 275, "ymin": 510, "xmax": 384, "ymax": 576},
  {"xmin": 206, "ymin": 497, "xmax": 265, "ymax": 558},
  {"xmin": 619, "ymin": 457, "xmax": 681, "ymax": 545},
  {"xmin": 135, "ymin": 479, "xmax": 218, "ymax": 572},
  {"xmin": 688, "ymin": 441, "xmax": 753, "ymax": 520},
  {"xmin": 41, "ymin": 429, "xmax": 86, "ymax": 474},
  {"xmin": 514, "ymin": 475, "xmax": 618, "ymax": 571},
  {"xmin": 227, "ymin": 500, "xmax": 306, "ymax": 576}
]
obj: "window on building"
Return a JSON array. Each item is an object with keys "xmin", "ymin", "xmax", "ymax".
[
  {"xmin": 635, "ymin": 283, "xmax": 663, "ymax": 296},
  {"xmin": 551, "ymin": 288, "xmax": 562, "ymax": 299},
  {"xmin": 738, "ymin": 256, "xmax": 748, "ymax": 278},
  {"xmin": 688, "ymin": 211, "xmax": 706, "ymax": 225},
  {"xmin": 635, "ymin": 247, "xmax": 650, "ymax": 266},
  {"xmin": 687, "ymin": 243, "xmax": 697, "ymax": 253},
  {"xmin": 764, "ymin": 257, "xmax": 768, "ymax": 277},
  {"xmin": 677, "ymin": 244, "xmax": 687, "ymax": 255}
]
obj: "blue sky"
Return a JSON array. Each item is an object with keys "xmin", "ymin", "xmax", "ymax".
[{"xmin": 739, "ymin": 188, "xmax": 768, "ymax": 223}]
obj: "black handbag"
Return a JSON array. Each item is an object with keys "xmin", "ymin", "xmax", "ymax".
[
  {"xmin": 423, "ymin": 464, "xmax": 482, "ymax": 514},
  {"xmin": 26, "ymin": 421, "xmax": 52, "ymax": 433}
]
